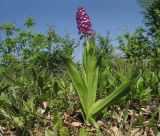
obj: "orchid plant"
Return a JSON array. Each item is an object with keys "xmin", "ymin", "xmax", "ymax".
[{"xmin": 64, "ymin": 7, "xmax": 139, "ymax": 127}]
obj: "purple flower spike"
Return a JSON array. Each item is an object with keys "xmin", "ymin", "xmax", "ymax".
[{"xmin": 76, "ymin": 7, "xmax": 95, "ymax": 39}]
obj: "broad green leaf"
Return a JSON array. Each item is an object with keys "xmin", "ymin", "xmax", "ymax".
[
  {"xmin": 65, "ymin": 60, "xmax": 89, "ymax": 114},
  {"xmin": 137, "ymin": 75, "xmax": 143, "ymax": 90},
  {"xmin": 88, "ymin": 81, "xmax": 132, "ymax": 118}
]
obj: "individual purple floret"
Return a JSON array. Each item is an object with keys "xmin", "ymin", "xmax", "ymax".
[{"xmin": 76, "ymin": 7, "xmax": 95, "ymax": 39}]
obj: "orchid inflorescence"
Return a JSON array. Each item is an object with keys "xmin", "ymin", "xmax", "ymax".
[{"xmin": 76, "ymin": 7, "xmax": 95, "ymax": 39}]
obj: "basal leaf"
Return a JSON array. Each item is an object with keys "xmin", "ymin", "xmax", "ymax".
[
  {"xmin": 65, "ymin": 60, "xmax": 89, "ymax": 114},
  {"xmin": 88, "ymin": 81, "xmax": 132, "ymax": 117}
]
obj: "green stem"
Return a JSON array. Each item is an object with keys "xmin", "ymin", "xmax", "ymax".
[
  {"xmin": 85, "ymin": 36, "xmax": 90, "ymax": 51},
  {"xmin": 90, "ymin": 118, "xmax": 100, "ymax": 130}
]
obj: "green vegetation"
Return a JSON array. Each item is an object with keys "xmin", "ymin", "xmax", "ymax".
[{"xmin": 0, "ymin": 1, "xmax": 160, "ymax": 135}]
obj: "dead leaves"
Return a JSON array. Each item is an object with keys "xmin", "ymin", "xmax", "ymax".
[{"xmin": 0, "ymin": 99, "xmax": 159, "ymax": 136}]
